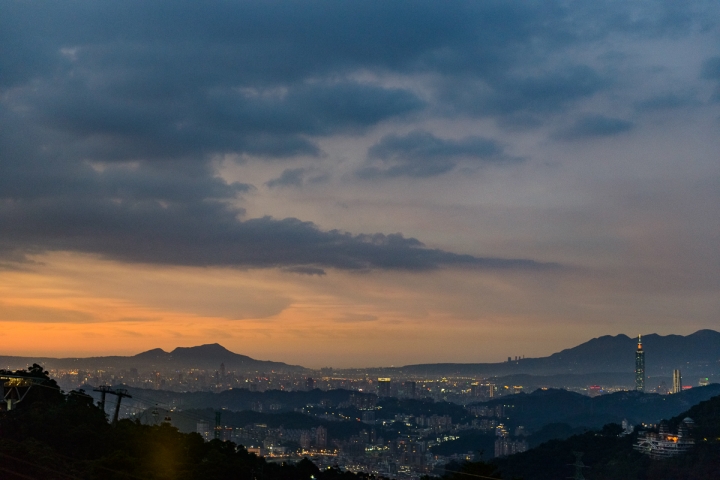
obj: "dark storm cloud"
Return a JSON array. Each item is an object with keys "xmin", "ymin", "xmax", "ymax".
[
  {"xmin": 267, "ymin": 169, "xmax": 307, "ymax": 189},
  {"xmin": 266, "ymin": 168, "xmax": 330, "ymax": 189},
  {"xmin": 369, "ymin": 131, "xmax": 503, "ymax": 161},
  {"xmin": 282, "ymin": 266, "xmax": 327, "ymax": 276},
  {"xmin": 437, "ymin": 65, "xmax": 608, "ymax": 119},
  {"xmin": 1, "ymin": 0, "xmax": 711, "ymax": 272},
  {"xmin": 701, "ymin": 57, "xmax": 720, "ymax": 80},
  {"xmin": 3, "ymin": 0, "xmax": 696, "ymax": 128},
  {"xmin": 702, "ymin": 57, "xmax": 720, "ymax": 100},
  {"xmin": 634, "ymin": 92, "xmax": 700, "ymax": 112},
  {"xmin": 0, "ymin": 82, "xmax": 548, "ymax": 273},
  {"xmin": 0, "ymin": 105, "xmax": 549, "ymax": 273},
  {"xmin": 360, "ymin": 131, "xmax": 510, "ymax": 178},
  {"xmin": 0, "ymin": 196, "xmax": 555, "ymax": 274},
  {"xmin": 20, "ymin": 76, "xmax": 420, "ymax": 161},
  {"xmin": 553, "ymin": 115, "xmax": 635, "ymax": 140}
]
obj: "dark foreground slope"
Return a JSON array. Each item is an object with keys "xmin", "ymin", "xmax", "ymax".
[
  {"xmin": 0, "ymin": 365, "xmax": 374, "ymax": 480},
  {"xmin": 440, "ymin": 394, "xmax": 720, "ymax": 480}
]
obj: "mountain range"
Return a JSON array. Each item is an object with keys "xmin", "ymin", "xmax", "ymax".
[
  {"xmin": 0, "ymin": 330, "xmax": 718, "ymax": 377},
  {"xmin": 0, "ymin": 343, "xmax": 304, "ymax": 373},
  {"xmin": 395, "ymin": 329, "xmax": 720, "ymax": 377}
]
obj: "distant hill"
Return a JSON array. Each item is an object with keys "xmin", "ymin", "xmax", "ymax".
[
  {"xmin": 488, "ymin": 392, "xmax": 720, "ymax": 480},
  {"xmin": 398, "ymin": 329, "xmax": 720, "ymax": 377},
  {"xmin": 473, "ymin": 383, "xmax": 720, "ymax": 431},
  {"xmin": 0, "ymin": 343, "xmax": 305, "ymax": 373},
  {"xmin": 1, "ymin": 330, "xmax": 718, "ymax": 377},
  {"xmin": 130, "ymin": 343, "xmax": 303, "ymax": 372}
]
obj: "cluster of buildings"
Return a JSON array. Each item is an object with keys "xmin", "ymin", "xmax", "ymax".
[
  {"xmin": 188, "ymin": 400, "xmax": 523, "ymax": 479},
  {"xmin": 34, "ymin": 336, "xmax": 705, "ymax": 477},
  {"xmin": 631, "ymin": 337, "xmax": 697, "ymax": 460},
  {"xmin": 196, "ymin": 421, "xmax": 331, "ymax": 455},
  {"xmin": 633, "ymin": 418, "xmax": 695, "ymax": 459},
  {"xmin": 494, "ymin": 437, "xmax": 528, "ymax": 458},
  {"xmin": 634, "ymin": 335, "xmax": 689, "ymax": 394}
]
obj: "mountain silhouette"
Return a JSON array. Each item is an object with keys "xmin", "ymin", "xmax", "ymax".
[
  {"xmin": 0, "ymin": 344, "xmax": 304, "ymax": 372},
  {"xmin": 399, "ymin": 329, "xmax": 720, "ymax": 377},
  {"xmin": 130, "ymin": 343, "xmax": 285, "ymax": 370},
  {"xmin": 0, "ymin": 330, "xmax": 717, "ymax": 376}
]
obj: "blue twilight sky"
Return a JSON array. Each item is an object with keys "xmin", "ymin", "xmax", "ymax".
[{"xmin": 0, "ymin": 1, "xmax": 719, "ymax": 367}]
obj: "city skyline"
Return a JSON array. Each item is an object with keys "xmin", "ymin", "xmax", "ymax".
[{"xmin": 2, "ymin": 1, "xmax": 720, "ymax": 367}]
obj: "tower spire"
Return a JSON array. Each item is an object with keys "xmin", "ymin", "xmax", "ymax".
[{"xmin": 635, "ymin": 334, "xmax": 645, "ymax": 392}]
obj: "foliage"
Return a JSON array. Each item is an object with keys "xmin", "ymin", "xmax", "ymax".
[
  {"xmin": 429, "ymin": 431, "xmax": 496, "ymax": 460},
  {"xmin": 0, "ymin": 365, "xmax": 386, "ymax": 480},
  {"xmin": 440, "ymin": 394, "xmax": 720, "ymax": 480}
]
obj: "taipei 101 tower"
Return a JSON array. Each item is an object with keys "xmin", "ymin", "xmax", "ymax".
[{"xmin": 635, "ymin": 335, "xmax": 645, "ymax": 392}]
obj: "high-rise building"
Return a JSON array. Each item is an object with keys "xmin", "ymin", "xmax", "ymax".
[
  {"xmin": 403, "ymin": 381, "xmax": 416, "ymax": 398},
  {"xmin": 494, "ymin": 437, "xmax": 528, "ymax": 457},
  {"xmin": 315, "ymin": 425, "xmax": 328, "ymax": 448},
  {"xmin": 197, "ymin": 420, "xmax": 210, "ymax": 441},
  {"xmin": 300, "ymin": 431, "xmax": 312, "ymax": 449},
  {"xmin": 305, "ymin": 377, "xmax": 315, "ymax": 390},
  {"xmin": 672, "ymin": 369, "xmax": 682, "ymax": 394},
  {"xmin": 361, "ymin": 410, "xmax": 376, "ymax": 424},
  {"xmin": 635, "ymin": 335, "xmax": 645, "ymax": 392},
  {"xmin": 378, "ymin": 378, "xmax": 391, "ymax": 397}
]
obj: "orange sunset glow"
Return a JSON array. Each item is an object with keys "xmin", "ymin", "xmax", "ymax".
[{"xmin": 2, "ymin": 0, "xmax": 719, "ymax": 369}]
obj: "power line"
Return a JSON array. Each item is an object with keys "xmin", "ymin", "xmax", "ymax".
[
  {"xmin": 0, "ymin": 452, "xmax": 82, "ymax": 480},
  {"xmin": 0, "ymin": 466, "xmax": 39, "ymax": 480},
  {"xmin": 441, "ymin": 469, "xmax": 501, "ymax": 480}
]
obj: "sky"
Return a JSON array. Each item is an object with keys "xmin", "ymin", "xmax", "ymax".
[{"xmin": 1, "ymin": 1, "xmax": 719, "ymax": 368}]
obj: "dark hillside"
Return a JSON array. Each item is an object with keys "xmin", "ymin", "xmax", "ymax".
[
  {"xmin": 445, "ymin": 394, "xmax": 720, "ymax": 480},
  {"xmin": 0, "ymin": 365, "xmax": 377, "ymax": 480}
]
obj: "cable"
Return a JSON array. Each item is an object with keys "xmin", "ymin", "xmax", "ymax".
[
  {"xmin": 442, "ymin": 469, "xmax": 502, "ymax": 480},
  {"xmin": 0, "ymin": 452, "xmax": 82, "ymax": 480},
  {"xmin": 121, "ymin": 393, "xmax": 215, "ymax": 425},
  {"xmin": 0, "ymin": 436, "xmax": 179, "ymax": 480},
  {"xmin": 0, "ymin": 466, "xmax": 38, "ymax": 480},
  {"xmin": 121, "ymin": 396, "xmax": 208, "ymax": 423}
]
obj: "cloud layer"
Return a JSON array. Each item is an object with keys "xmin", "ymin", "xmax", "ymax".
[
  {"xmin": 1, "ymin": 0, "xmax": 719, "ymax": 276},
  {"xmin": 360, "ymin": 131, "xmax": 509, "ymax": 178},
  {"xmin": 1, "ymin": 0, "xmax": 720, "ymax": 364}
]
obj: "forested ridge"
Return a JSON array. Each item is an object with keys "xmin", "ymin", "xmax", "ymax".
[
  {"xmin": 3, "ymin": 364, "xmax": 720, "ymax": 480},
  {"xmin": 434, "ymin": 394, "xmax": 720, "ymax": 480},
  {"xmin": 0, "ymin": 365, "xmax": 378, "ymax": 480}
]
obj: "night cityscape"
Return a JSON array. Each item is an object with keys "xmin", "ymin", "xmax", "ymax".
[{"xmin": 2, "ymin": 331, "xmax": 719, "ymax": 478}]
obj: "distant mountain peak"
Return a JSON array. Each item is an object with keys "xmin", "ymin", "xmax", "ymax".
[
  {"xmin": 143, "ymin": 348, "xmax": 168, "ymax": 354},
  {"xmin": 170, "ymin": 343, "xmax": 234, "ymax": 355},
  {"xmin": 689, "ymin": 329, "xmax": 720, "ymax": 337},
  {"xmin": 133, "ymin": 347, "xmax": 168, "ymax": 357}
]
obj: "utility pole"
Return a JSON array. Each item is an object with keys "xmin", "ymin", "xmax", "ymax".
[
  {"xmin": 568, "ymin": 451, "xmax": 588, "ymax": 480},
  {"xmin": 112, "ymin": 389, "xmax": 132, "ymax": 425},
  {"xmin": 1, "ymin": 375, "xmax": 40, "ymax": 411},
  {"xmin": 93, "ymin": 385, "xmax": 113, "ymax": 414},
  {"xmin": 93, "ymin": 386, "xmax": 132, "ymax": 425}
]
